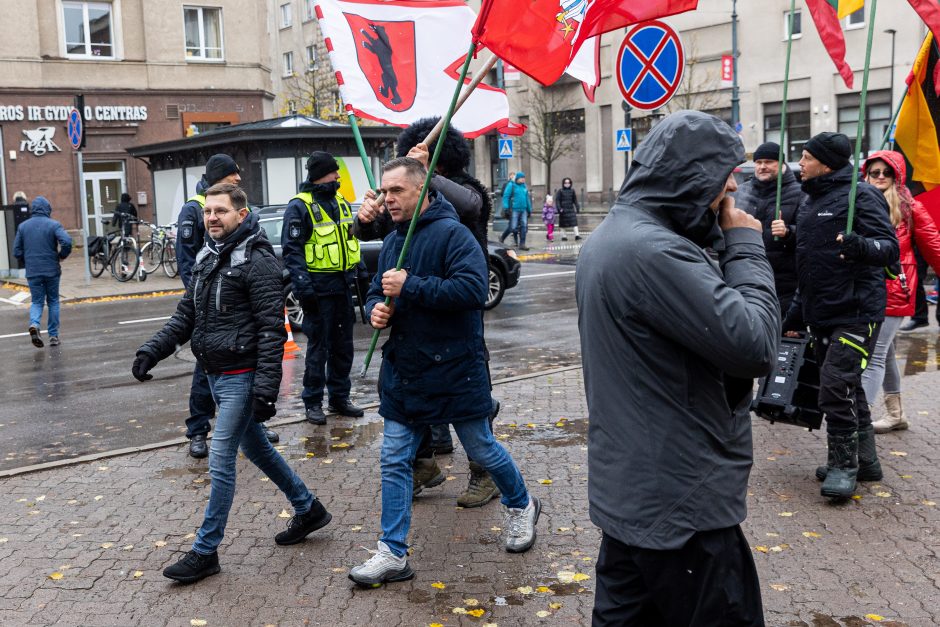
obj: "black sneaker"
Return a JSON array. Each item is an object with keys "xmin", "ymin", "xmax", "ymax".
[
  {"xmin": 29, "ymin": 326, "xmax": 43, "ymax": 348},
  {"xmin": 899, "ymin": 319, "xmax": 928, "ymax": 333},
  {"xmin": 163, "ymin": 550, "xmax": 220, "ymax": 583},
  {"xmin": 275, "ymin": 500, "xmax": 332, "ymax": 545},
  {"xmin": 188, "ymin": 434, "xmax": 208, "ymax": 459},
  {"xmin": 263, "ymin": 426, "xmax": 279, "ymax": 443},
  {"xmin": 306, "ymin": 406, "xmax": 327, "ymax": 425},
  {"xmin": 328, "ymin": 399, "xmax": 365, "ymax": 418}
]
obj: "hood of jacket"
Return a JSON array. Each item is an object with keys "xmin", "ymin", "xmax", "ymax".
[
  {"xmin": 801, "ymin": 163, "xmax": 855, "ymax": 198},
  {"xmin": 394, "ymin": 191, "xmax": 458, "ymax": 235},
  {"xmin": 863, "ymin": 150, "xmax": 907, "ymax": 187},
  {"xmin": 196, "ymin": 176, "xmax": 210, "ymax": 195},
  {"xmin": 30, "ymin": 196, "xmax": 52, "ymax": 217},
  {"xmin": 197, "ymin": 212, "xmax": 272, "ymax": 267},
  {"xmin": 616, "ymin": 110, "xmax": 745, "ymax": 247}
]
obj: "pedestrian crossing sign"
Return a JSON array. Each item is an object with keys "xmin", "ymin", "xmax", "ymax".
[
  {"xmin": 616, "ymin": 128, "xmax": 632, "ymax": 152},
  {"xmin": 498, "ymin": 138, "xmax": 514, "ymax": 159}
]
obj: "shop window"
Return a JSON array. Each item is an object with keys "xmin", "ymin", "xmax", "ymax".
[
  {"xmin": 764, "ymin": 99, "xmax": 811, "ymax": 161},
  {"xmin": 184, "ymin": 6, "xmax": 223, "ymax": 60},
  {"xmin": 280, "ymin": 3, "xmax": 293, "ymax": 28},
  {"xmin": 783, "ymin": 9, "xmax": 802, "ymax": 40},
  {"xmin": 283, "ymin": 51, "xmax": 294, "ymax": 77},
  {"xmin": 837, "ymin": 89, "xmax": 892, "ymax": 155},
  {"xmin": 181, "ymin": 112, "xmax": 239, "ymax": 137},
  {"xmin": 63, "ymin": 1, "xmax": 114, "ymax": 58}
]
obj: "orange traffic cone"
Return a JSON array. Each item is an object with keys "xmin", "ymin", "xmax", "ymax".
[{"xmin": 283, "ymin": 308, "xmax": 301, "ymax": 359}]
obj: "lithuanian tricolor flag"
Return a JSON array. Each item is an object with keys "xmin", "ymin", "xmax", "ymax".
[
  {"xmin": 895, "ymin": 34, "xmax": 940, "ymax": 223},
  {"xmin": 805, "ymin": 0, "xmax": 862, "ymax": 88}
]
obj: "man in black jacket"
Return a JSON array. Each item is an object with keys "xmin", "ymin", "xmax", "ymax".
[
  {"xmin": 132, "ymin": 184, "xmax": 331, "ymax": 583},
  {"xmin": 784, "ymin": 132, "xmax": 899, "ymax": 499},
  {"xmin": 578, "ymin": 111, "xmax": 777, "ymax": 625},
  {"xmin": 176, "ymin": 154, "xmax": 278, "ymax": 457},
  {"xmin": 733, "ymin": 141, "xmax": 804, "ymax": 313}
]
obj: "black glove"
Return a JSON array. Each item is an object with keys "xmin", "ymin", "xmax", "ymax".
[
  {"xmin": 131, "ymin": 352, "xmax": 156, "ymax": 381},
  {"xmin": 252, "ymin": 396, "xmax": 277, "ymax": 423},
  {"xmin": 281, "ymin": 268, "xmax": 294, "ymax": 301},
  {"xmin": 300, "ymin": 294, "xmax": 319, "ymax": 314},
  {"xmin": 838, "ymin": 232, "xmax": 870, "ymax": 263}
]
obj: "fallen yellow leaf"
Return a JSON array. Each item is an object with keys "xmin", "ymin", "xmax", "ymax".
[
  {"xmin": 923, "ymin": 500, "xmax": 936, "ymax": 506},
  {"xmin": 539, "ymin": 479, "xmax": 553, "ymax": 485},
  {"xmin": 133, "ymin": 571, "xmax": 143, "ymax": 578},
  {"xmin": 754, "ymin": 546, "xmax": 769, "ymax": 553},
  {"xmin": 48, "ymin": 572, "xmax": 64, "ymax": 580},
  {"xmin": 305, "ymin": 452, "xmax": 315, "ymax": 458},
  {"xmin": 889, "ymin": 451, "xmax": 908, "ymax": 457},
  {"xmin": 350, "ymin": 525, "xmax": 362, "ymax": 531},
  {"xmin": 94, "ymin": 495, "xmax": 103, "ymax": 501},
  {"xmin": 0, "ymin": 538, "xmax": 8, "ymax": 544},
  {"xmin": 517, "ymin": 585, "xmax": 534, "ymax": 594},
  {"xmin": 184, "ymin": 533, "xmax": 196, "ymax": 539},
  {"xmin": 526, "ymin": 423, "xmax": 536, "ymax": 428},
  {"xmin": 769, "ymin": 583, "xmax": 788, "ymax": 591},
  {"xmin": 802, "ymin": 532, "xmax": 821, "ymax": 538},
  {"xmin": 278, "ymin": 509, "xmax": 291, "ymax": 518},
  {"xmin": 549, "ymin": 602, "xmax": 562, "ymax": 610},
  {"xmin": 483, "ymin": 624, "xmax": 498, "ymax": 627},
  {"xmin": 431, "ymin": 581, "xmax": 446, "ymax": 589},
  {"xmin": 765, "ymin": 532, "xmax": 779, "ymax": 537},
  {"xmin": 468, "ymin": 609, "xmax": 485, "ymax": 618},
  {"xmin": 122, "ymin": 545, "xmax": 134, "ymax": 551},
  {"xmin": 452, "ymin": 607, "xmax": 468, "ymax": 614},
  {"xmin": 900, "ymin": 474, "xmax": 913, "ymax": 479},
  {"xmin": 851, "ymin": 495, "xmax": 863, "ymax": 500},
  {"xmin": 865, "ymin": 614, "xmax": 884, "ymax": 622},
  {"xmin": 101, "ymin": 543, "xmax": 114, "ymax": 549},
  {"xmin": 331, "ymin": 442, "xmax": 350, "ymax": 449},
  {"xmin": 154, "ymin": 541, "xmax": 167, "ymax": 547},
  {"xmin": 430, "ymin": 624, "xmax": 444, "ymax": 627},
  {"xmin": 875, "ymin": 491, "xmax": 891, "ymax": 498},
  {"xmin": 572, "ymin": 573, "xmax": 591, "ymax": 582},
  {"xmin": 536, "ymin": 586, "xmax": 552, "ymax": 593},
  {"xmin": 778, "ymin": 512, "xmax": 794, "ymax": 517},
  {"xmin": 191, "ymin": 621, "xmax": 208, "ymax": 627},
  {"xmin": 536, "ymin": 610, "xmax": 551, "ymax": 618},
  {"xmin": 322, "ymin": 459, "xmax": 333, "ymax": 464}
]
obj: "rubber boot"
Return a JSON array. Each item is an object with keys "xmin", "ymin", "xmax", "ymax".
[
  {"xmin": 412, "ymin": 457, "xmax": 445, "ymax": 496},
  {"xmin": 872, "ymin": 393, "xmax": 909, "ymax": 433},
  {"xmin": 820, "ymin": 432, "xmax": 859, "ymax": 499},
  {"xmin": 816, "ymin": 424, "xmax": 882, "ymax": 481}
]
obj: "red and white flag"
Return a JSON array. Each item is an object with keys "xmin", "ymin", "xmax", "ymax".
[{"xmin": 315, "ymin": 0, "xmax": 517, "ymax": 137}]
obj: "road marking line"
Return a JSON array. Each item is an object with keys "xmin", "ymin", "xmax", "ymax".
[
  {"xmin": 0, "ymin": 329, "xmax": 47, "ymax": 339},
  {"xmin": 519, "ymin": 270, "xmax": 577, "ymax": 280},
  {"xmin": 0, "ymin": 297, "xmax": 27, "ymax": 306},
  {"xmin": 118, "ymin": 316, "xmax": 172, "ymax": 325}
]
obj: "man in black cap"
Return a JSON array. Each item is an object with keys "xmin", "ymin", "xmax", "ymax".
[
  {"xmin": 176, "ymin": 154, "xmax": 279, "ymax": 457},
  {"xmin": 281, "ymin": 151, "xmax": 364, "ymax": 425},
  {"xmin": 732, "ymin": 141, "xmax": 805, "ymax": 313},
  {"xmin": 784, "ymin": 132, "xmax": 898, "ymax": 499}
]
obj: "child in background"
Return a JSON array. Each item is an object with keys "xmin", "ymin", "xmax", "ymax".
[{"xmin": 542, "ymin": 195, "xmax": 556, "ymax": 242}]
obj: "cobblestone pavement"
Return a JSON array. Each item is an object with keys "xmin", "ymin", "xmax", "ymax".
[{"xmin": 1, "ymin": 358, "xmax": 939, "ymax": 626}]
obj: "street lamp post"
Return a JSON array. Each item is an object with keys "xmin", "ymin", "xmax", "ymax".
[
  {"xmin": 884, "ymin": 28, "xmax": 896, "ymax": 148},
  {"xmin": 731, "ymin": 0, "xmax": 740, "ymax": 128}
]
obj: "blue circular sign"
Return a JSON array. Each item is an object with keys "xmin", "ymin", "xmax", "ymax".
[
  {"xmin": 67, "ymin": 108, "xmax": 83, "ymax": 150},
  {"xmin": 616, "ymin": 21, "xmax": 685, "ymax": 111}
]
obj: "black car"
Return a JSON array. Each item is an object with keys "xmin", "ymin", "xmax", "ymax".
[{"xmin": 256, "ymin": 205, "xmax": 521, "ymax": 328}]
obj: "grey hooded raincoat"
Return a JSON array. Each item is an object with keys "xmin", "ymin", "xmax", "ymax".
[{"xmin": 576, "ymin": 111, "xmax": 780, "ymax": 550}]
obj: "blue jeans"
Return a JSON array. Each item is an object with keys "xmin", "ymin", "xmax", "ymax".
[
  {"xmin": 185, "ymin": 364, "xmax": 214, "ymax": 439},
  {"xmin": 379, "ymin": 417, "xmax": 529, "ymax": 557},
  {"xmin": 192, "ymin": 371, "xmax": 314, "ymax": 555},
  {"xmin": 500, "ymin": 211, "xmax": 529, "ymax": 247},
  {"xmin": 27, "ymin": 275, "xmax": 61, "ymax": 337}
]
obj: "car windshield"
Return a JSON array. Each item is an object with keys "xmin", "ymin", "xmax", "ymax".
[{"xmin": 259, "ymin": 217, "xmax": 282, "ymax": 243}]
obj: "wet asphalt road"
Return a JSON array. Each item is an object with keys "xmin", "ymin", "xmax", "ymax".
[{"xmin": 0, "ymin": 260, "xmax": 581, "ymax": 471}]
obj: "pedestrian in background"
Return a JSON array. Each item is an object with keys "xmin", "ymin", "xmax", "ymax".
[
  {"xmin": 113, "ymin": 193, "xmax": 138, "ymax": 238},
  {"xmin": 578, "ymin": 111, "xmax": 776, "ymax": 625},
  {"xmin": 859, "ymin": 151, "xmax": 940, "ymax": 433},
  {"xmin": 13, "ymin": 196, "xmax": 72, "ymax": 348},
  {"xmin": 733, "ymin": 141, "xmax": 804, "ymax": 313},
  {"xmin": 132, "ymin": 184, "xmax": 331, "ymax": 584},
  {"xmin": 499, "ymin": 172, "xmax": 532, "ymax": 250},
  {"xmin": 554, "ymin": 177, "xmax": 581, "ymax": 241},
  {"xmin": 542, "ymin": 194, "xmax": 556, "ymax": 242}
]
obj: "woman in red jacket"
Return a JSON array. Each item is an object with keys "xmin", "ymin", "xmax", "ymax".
[{"xmin": 861, "ymin": 150, "xmax": 940, "ymax": 432}]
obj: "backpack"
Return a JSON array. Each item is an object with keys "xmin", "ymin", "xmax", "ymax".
[{"xmin": 501, "ymin": 181, "xmax": 514, "ymax": 219}]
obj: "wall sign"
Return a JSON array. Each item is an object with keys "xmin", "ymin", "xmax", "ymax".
[
  {"xmin": 20, "ymin": 127, "xmax": 62, "ymax": 156},
  {"xmin": 0, "ymin": 104, "xmax": 148, "ymax": 122}
]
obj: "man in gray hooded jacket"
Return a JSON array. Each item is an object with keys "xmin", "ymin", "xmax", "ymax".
[{"xmin": 577, "ymin": 111, "xmax": 779, "ymax": 625}]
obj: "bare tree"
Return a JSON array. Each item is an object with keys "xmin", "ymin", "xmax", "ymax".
[
  {"xmin": 518, "ymin": 86, "xmax": 582, "ymax": 193},
  {"xmin": 665, "ymin": 36, "xmax": 725, "ymax": 113},
  {"xmin": 277, "ymin": 41, "xmax": 347, "ymax": 121}
]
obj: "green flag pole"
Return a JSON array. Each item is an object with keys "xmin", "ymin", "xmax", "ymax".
[
  {"xmin": 359, "ymin": 41, "xmax": 478, "ymax": 376},
  {"xmin": 878, "ymin": 89, "xmax": 907, "ymax": 151},
  {"xmin": 846, "ymin": 0, "xmax": 879, "ymax": 235},
  {"xmin": 774, "ymin": 0, "xmax": 797, "ymax": 229},
  {"xmin": 347, "ymin": 112, "xmax": 378, "ymax": 190}
]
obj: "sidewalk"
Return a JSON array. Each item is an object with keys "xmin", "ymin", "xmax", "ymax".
[{"xmin": 2, "ymin": 365, "xmax": 940, "ymax": 625}]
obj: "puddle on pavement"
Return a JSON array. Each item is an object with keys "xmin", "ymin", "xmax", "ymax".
[
  {"xmin": 158, "ymin": 466, "xmax": 208, "ymax": 479},
  {"xmin": 286, "ymin": 419, "xmax": 384, "ymax": 461},
  {"xmin": 785, "ymin": 614, "xmax": 908, "ymax": 627},
  {"xmin": 498, "ymin": 417, "xmax": 587, "ymax": 448},
  {"xmin": 896, "ymin": 335, "xmax": 940, "ymax": 376}
]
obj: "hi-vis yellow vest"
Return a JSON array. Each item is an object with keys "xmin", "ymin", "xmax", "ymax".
[
  {"xmin": 188, "ymin": 194, "xmax": 206, "ymax": 207},
  {"xmin": 292, "ymin": 191, "xmax": 361, "ymax": 272}
]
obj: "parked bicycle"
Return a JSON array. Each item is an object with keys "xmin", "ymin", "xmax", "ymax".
[
  {"xmin": 87, "ymin": 219, "xmax": 140, "ymax": 282},
  {"xmin": 139, "ymin": 221, "xmax": 178, "ymax": 278}
]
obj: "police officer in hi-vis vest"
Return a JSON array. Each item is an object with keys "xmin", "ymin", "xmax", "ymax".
[
  {"xmin": 177, "ymin": 154, "xmax": 279, "ymax": 457},
  {"xmin": 282, "ymin": 151, "xmax": 365, "ymax": 425}
]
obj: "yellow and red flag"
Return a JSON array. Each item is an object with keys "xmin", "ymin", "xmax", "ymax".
[
  {"xmin": 895, "ymin": 34, "xmax": 940, "ymax": 223},
  {"xmin": 907, "ymin": 1, "xmax": 940, "ymax": 44},
  {"xmin": 805, "ymin": 0, "xmax": 861, "ymax": 88}
]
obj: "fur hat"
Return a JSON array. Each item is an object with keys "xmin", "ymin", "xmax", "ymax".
[{"xmin": 395, "ymin": 117, "xmax": 470, "ymax": 176}]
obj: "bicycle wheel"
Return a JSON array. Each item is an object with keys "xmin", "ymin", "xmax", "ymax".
[
  {"xmin": 162, "ymin": 241, "xmax": 179, "ymax": 278},
  {"xmin": 140, "ymin": 241, "xmax": 163, "ymax": 274},
  {"xmin": 111, "ymin": 241, "xmax": 140, "ymax": 282},
  {"xmin": 90, "ymin": 252, "xmax": 107, "ymax": 277}
]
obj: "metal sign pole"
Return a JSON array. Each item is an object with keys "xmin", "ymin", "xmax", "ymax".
[{"xmin": 78, "ymin": 151, "xmax": 91, "ymax": 284}]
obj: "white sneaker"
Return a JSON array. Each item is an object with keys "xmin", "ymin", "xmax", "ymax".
[
  {"xmin": 503, "ymin": 496, "xmax": 541, "ymax": 553},
  {"xmin": 348, "ymin": 541, "xmax": 415, "ymax": 587}
]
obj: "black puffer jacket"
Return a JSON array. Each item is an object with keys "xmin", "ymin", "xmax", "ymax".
[
  {"xmin": 733, "ymin": 168, "xmax": 804, "ymax": 310},
  {"xmin": 554, "ymin": 186, "xmax": 580, "ymax": 228},
  {"xmin": 790, "ymin": 165, "xmax": 898, "ymax": 329},
  {"xmin": 138, "ymin": 213, "xmax": 287, "ymax": 401}
]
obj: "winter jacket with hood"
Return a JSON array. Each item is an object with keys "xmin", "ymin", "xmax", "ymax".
[
  {"xmin": 13, "ymin": 196, "xmax": 72, "ymax": 278},
  {"xmin": 733, "ymin": 167, "xmax": 804, "ymax": 310},
  {"xmin": 365, "ymin": 192, "xmax": 490, "ymax": 426},
  {"xmin": 137, "ymin": 213, "xmax": 287, "ymax": 402},
  {"xmin": 502, "ymin": 174, "xmax": 532, "ymax": 214},
  {"xmin": 862, "ymin": 150, "xmax": 940, "ymax": 317},
  {"xmin": 176, "ymin": 177, "xmax": 210, "ymax": 289},
  {"xmin": 788, "ymin": 164, "xmax": 898, "ymax": 329},
  {"xmin": 554, "ymin": 185, "xmax": 580, "ymax": 228},
  {"xmin": 576, "ymin": 110, "xmax": 780, "ymax": 550}
]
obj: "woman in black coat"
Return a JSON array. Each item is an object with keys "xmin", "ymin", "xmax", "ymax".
[{"xmin": 554, "ymin": 177, "xmax": 581, "ymax": 240}]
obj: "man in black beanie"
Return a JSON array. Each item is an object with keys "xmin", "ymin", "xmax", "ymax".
[
  {"xmin": 732, "ymin": 141, "xmax": 804, "ymax": 313},
  {"xmin": 175, "ymin": 154, "xmax": 280, "ymax": 458},
  {"xmin": 783, "ymin": 132, "xmax": 899, "ymax": 499},
  {"xmin": 281, "ymin": 151, "xmax": 364, "ymax": 425}
]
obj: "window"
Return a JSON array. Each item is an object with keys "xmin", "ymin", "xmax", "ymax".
[
  {"xmin": 764, "ymin": 99, "xmax": 811, "ymax": 161},
  {"xmin": 547, "ymin": 109, "xmax": 585, "ymax": 134},
  {"xmin": 303, "ymin": 0, "xmax": 315, "ymax": 22},
  {"xmin": 63, "ymin": 1, "xmax": 114, "ymax": 58},
  {"xmin": 837, "ymin": 89, "xmax": 892, "ymax": 155},
  {"xmin": 305, "ymin": 45, "xmax": 317, "ymax": 72},
  {"xmin": 283, "ymin": 51, "xmax": 294, "ymax": 77},
  {"xmin": 184, "ymin": 6, "xmax": 223, "ymax": 60},
  {"xmin": 280, "ymin": 3, "xmax": 292, "ymax": 28},
  {"xmin": 783, "ymin": 9, "xmax": 802, "ymax": 39},
  {"xmin": 846, "ymin": 6, "xmax": 864, "ymax": 29}
]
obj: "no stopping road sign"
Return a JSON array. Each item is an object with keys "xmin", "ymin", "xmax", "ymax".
[{"xmin": 616, "ymin": 20, "xmax": 685, "ymax": 111}]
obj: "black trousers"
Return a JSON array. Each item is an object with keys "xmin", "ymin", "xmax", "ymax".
[
  {"xmin": 592, "ymin": 527, "xmax": 764, "ymax": 626},
  {"xmin": 300, "ymin": 291, "xmax": 354, "ymax": 408},
  {"xmin": 812, "ymin": 323, "xmax": 880, "ymax": 436},
  {"xmin": 912, "ymin": 245, "xmax": 940, "ymax": 325}
]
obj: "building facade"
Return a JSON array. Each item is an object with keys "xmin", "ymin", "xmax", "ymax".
[{"xmin": 0, "ymin": 0, "xmax": 274, "ymax": 273}]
